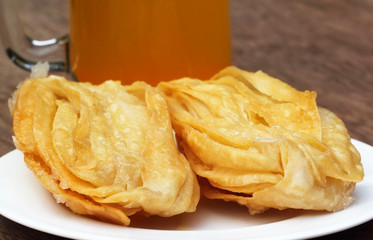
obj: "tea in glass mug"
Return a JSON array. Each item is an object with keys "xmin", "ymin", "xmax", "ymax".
[{"xmin": 0, "ymin": 0, "xmax": 232, "ymax": 85}]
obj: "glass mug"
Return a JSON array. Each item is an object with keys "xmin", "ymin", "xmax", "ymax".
[{"xmin": 0, "ymin": 0, "xmax": 232, "ymax": 85}]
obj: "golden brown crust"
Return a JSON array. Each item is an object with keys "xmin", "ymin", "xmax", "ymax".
[
  {"xmin": 158, "ymin": 66, "xmax": 363, "ymax": 214},
  {"xmin": 12, "ymin": 76, "xmax": 200, "ymax": 226}
]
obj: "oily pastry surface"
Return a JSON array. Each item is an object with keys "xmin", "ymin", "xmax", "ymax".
[
  {"xmin": 158, "ymin": 66, "xmax": 364, "ymax": 214},
  {"xmin": 11, "ymin": 76, "xmax": 200, "ymax": 226}
]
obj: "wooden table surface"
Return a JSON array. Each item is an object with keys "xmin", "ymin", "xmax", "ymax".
[{"xmin": 1, "ymin": 0, "xmax": 372, "ymax": 239}]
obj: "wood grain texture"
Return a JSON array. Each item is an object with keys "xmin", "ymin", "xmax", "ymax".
[
  {"xmin": 0, "ymin": 0, "xmax": 372, "ymax": 239},
  {"xmin": 230, "ymin": 0, "xmax": 373, "ymax": 146}
]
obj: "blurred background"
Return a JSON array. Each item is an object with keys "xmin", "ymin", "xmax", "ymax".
[
  {"xmin": 0, "ymin": 1, "xmax": 373, "ymax": 239},
  {"xmin": 1, "ymin": 0, "xmax": 372, "ymax": 152},
  {"xmin": 0, "ymin": 0, "xmax": 373, "ymax": 147}
]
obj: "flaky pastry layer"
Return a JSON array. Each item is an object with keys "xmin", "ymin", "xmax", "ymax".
[
  {"xmin": 159, "ymin": 66, "xmax": 363, "ymax": 214},
  {"xmin": 11, "ymin": 76, "xmax": 200, "ymax": 225}
]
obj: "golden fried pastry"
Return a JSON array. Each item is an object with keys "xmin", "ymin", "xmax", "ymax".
[
  {"xmin": 11, "ymin": 76, "xmax": 200, "ymax": 225},
  {"xmin": 158, "ymin": 66, "xmax": 364, "ymax": 214}
]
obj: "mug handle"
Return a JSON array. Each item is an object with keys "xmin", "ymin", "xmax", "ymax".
[{"xmin": 0, "ymin": 0, "xmax": 68, "ymax": 72}]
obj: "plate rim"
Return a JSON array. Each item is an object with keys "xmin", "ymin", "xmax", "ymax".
[{"xmin": 0, "ymin": 139, "xmax": 372, "ymax": 240}]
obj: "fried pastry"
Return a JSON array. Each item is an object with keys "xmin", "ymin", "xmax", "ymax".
[
  {"xmin": 11, "ymin": 76, "xmax": 200, "ymax": 225},
  {"xmin": 158, "ymin": 66, "xmax": 364, "ymax": 214}
]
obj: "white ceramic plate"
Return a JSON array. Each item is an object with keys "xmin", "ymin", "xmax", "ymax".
[{"xmin": 1, "ymin": 139, "xmax": 372, "ymax": 240}]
